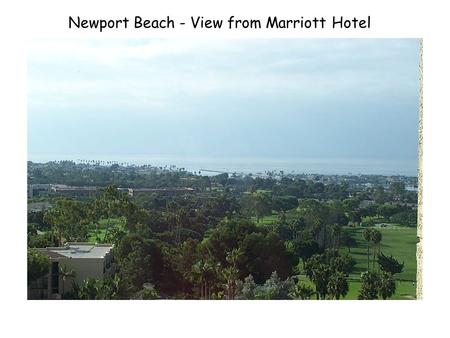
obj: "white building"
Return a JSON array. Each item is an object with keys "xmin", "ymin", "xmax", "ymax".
[{"xmin": 29, "ymin": 243, "xmax": 115, "ymax": 299}]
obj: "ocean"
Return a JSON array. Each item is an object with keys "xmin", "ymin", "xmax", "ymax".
[{"xmin": 27, "ymin": 154, "xmax": 418, "ymax": 177}]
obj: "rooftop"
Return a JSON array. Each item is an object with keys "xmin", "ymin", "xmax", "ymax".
[{"xmin": 44, "ymin": 242, "xmax": 113, "ymax": 259}]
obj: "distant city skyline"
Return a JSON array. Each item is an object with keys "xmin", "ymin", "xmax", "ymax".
[{"xmin": 28, "ymin": 38, "xmax": 420, "ymax": 172}]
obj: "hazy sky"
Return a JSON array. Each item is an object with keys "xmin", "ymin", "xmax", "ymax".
[{"xmin": 28, "ymin": 38, "xmax": 419, "ymax": 165}]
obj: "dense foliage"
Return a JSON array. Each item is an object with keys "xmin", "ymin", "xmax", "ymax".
[
  {"xmin": 27, "ymin": 249, "xmax": 50, "ymax": 285},
  {"xmin": 27, "ymin": 161, "xmax": 417, "ymax": 300}
]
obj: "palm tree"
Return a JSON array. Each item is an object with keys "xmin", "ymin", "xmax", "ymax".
[
  {"xmin": 327, "ymin": 271, "xmax": 349, "ymax": 300},
  {"xmin": 371, "ymin": 230, "xmax": 382, "ymax": 270},
  {"xmin": 358, "ymin": 271, "xmax": 380, "ymax": 300},
  {"xmin": 59, "ymin": 265, "xmax": 76, "ymax": 299},
  {"xmin": 378, "ymin": 271, "xmax": 396, "ymax": 299},
  {"xmin": 330, "ymin": 224, "xmax": 342, "ymax": 249},
  {"xmin": 363, "ymin": 228, "xmax": 373, "ymax": 271},
  {"xmin": 289, "ymin": 282, "xmax": 315, "ymax": 300},
  {"xmin": 277, "ymin": 210, "xmax": 287, "ymax": 226},
  {"xmin": 224, "ymin": 249, "xmax": 242, "ymax": 300},
  {"xmin": 191, "ymin": 259, "xmax": 218, "ymax": 299},
  {"xmin": 102, "ymin": 186, "xmax": 120, "ymax": 239},
  {"xmin": 76, "ymin": 278, "xmax": 98, "ymax": 299}
]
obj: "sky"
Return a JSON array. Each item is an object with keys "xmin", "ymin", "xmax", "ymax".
[{"xmin": 28, "ymin": 38, "xmax": 420, "ymax": 170}]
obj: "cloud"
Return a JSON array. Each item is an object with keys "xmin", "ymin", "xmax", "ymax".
[{"xmin": 28, "ymin": 38, "xmax": 420, "ymax": 164}]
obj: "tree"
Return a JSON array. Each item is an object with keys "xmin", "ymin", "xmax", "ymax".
[
  {"xmin": 304, "ymin": 255, "xmax": 331, "ymax": 300},
  {"xmin": 298, "ymin": 199, "xmax": 330, "ymax": 248},
  {"xmin": 27, "ymin": 249, "xmax": 50, "ymax": 286},
  {"xmin": 272, "ymin": 196, "xmax": 298, "ymax": 212},
  {"xmin": 236, "ymin": 272, "xmax": 296, "ymax": 300},
  {"xmin": 304, "ymin": 250, "xmax": 354, "ymax": 300},
  {"xmin": 289, "ymin": 282, "xmax": 315, "ymax": 300},
  {"xmin": 287, "ymin": 217, "xmax": 306, "ymax": 241},
  {"xmin": 277, "ymin": 210, "xmax": 287, "ymax": 226},
  {"xmin": 214, "ymin": 173, "xmax": 229, "ymax": 187},
  {"xmin": 378, "ymin": 271, "xmax": 396, "ymax": 300},
  {"xmin": 236, "ymin": 275, "xmax": 257, "ymax": 300},
  {"xmin": 328, "ymin": 205, "xmax": 349, "ymax": 242},
  {"xmin": 240, "ymin": 231, "xmax": 296, "ymax": 283},
  {"xmin": 363, "ymin": 228, "xmax": 373, "ymax": 270},
  {"xmin": 342, "ymin": 198, "xmax": 360, "ymax": 213},
  {"xmin": 93, "ymin": 185, "xmax": 130, "ymax": 239},
  {"xmin": 349, "ymin": 210, "xmax": 362, "ymax": 226},
  {"xmin": 373, "ymin": 186, "xmax": 386, "ymax": 204},
  {"xmin": 191, "ymin": 259, "xmax": 220, "ymax": 299},
  {"xmin": 377, "ymin": 253, "xmax": 404, "ymax": 275},
  {"xmin": 72, "ymin": 276, "xmax": 122, "ymax": 300},
  {"xmin": 358, "ymin": 270, "xmax": 397, "ymax": 300},
  {"xmin": 138, "ymin": 283, "xmax": 160, "ymax": 300},
  {"xmin": 28, "ymin": 228, "xmax": 55, "ymax": 248},
  {"xmin": 330, "ymin": 224, "xmax": 342, "ymax": 250},
  {"xmin": 327, "ymin": 271, "xmax": 349, "ymax": 300},
  {"xmin": 172, "ymin": 238, "xmax": 199, "ymax": 295},
  {"xmin": 275, "ymin": 210, "xmax": 288, "ymax": 234},
  {"xmin": 201, "ymin": 218, "xmax": 296, "ymax": 284},
  {"xmin": 390, "ymin": 211, "xmax": 417, "ymax": 227},
  {"xmin": 223, "ymin": 248, "xmax": 242, "ymax": 300},
  {"xmin": 253, "ymin": 271, "xmax": 294, "ymax": 300},
  {"xmin": 340, "ymin": 232, "xmax": 357, "ymax": 253},
  {"xmin": 358, "ymin": 271, "xmax": 379, "ymax": 300},
  {"xmin": 295, "ymin": 239, "xmax": 321, "ymax": 269},
  {"xmin": 72, "ymin": 278, "xmax": 100, "ymax": 300},
  {"xmin": 59, "ymin": 265, "xmax": 76, "ymax": 298},
  {"xmin": 104, "ymin": 226, "xmax": 127, "ymax": 247},
  {"xmin": 371, "ymin": 230, "xmax": 382, "ymax": 270},
  {"xmin": 99, "ymin": 275, "xmax": 121, "ymax": 299},
  {"xmin": 377, "ymin": 204, "xmax": 398, "ymax": 220},
  {"xmin": 390, "ymin": 181, "xmax": 405, "ymax": 200},
  {"xmin": 43, "ymin": 198, "xmax": 89, "ymax": 245},
  {"xmin": 252, "ymin": 192, "xmax": 273, "ymax": 222},
  {"xmin": 115, "ymin": 234, "xmax": 165, "ymax": 296},
  {"xmin": 329, "ymin": 252, "xmax": 356, "ymax": 276}
]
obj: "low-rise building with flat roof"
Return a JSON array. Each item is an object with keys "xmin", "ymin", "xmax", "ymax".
[
  {"xmin": 29, "ymin": 242, "xmax": 115, "ymax": 299},
  {"xmin": 127, "ymin": 187, "xmax": 195, "ymax": 197},
  {"xmin": 50, "ymin": 184, "xmax": 98, "ymax": 198}
]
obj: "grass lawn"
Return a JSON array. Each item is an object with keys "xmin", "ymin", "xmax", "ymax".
[
  {"xmin": 88, "ymin": 229, "xmax": 107, "ymax": 242},
  {"xmin": 362, "ymin": 215, "xmax": 384, "ymax": 223},
  {"xmin": 87, "ymin": 217, "xmax": 126, "ymax": 243},
  {"xmin": 296, "ymin": 226, "xmax": 417, "ymax": 300},
  {"xmin": 251, "ymin": 212, "xmax": 279, "ymax": 226},
  {"xmin": 251, "ymin": 209, "xmax": 302, "ymax": 226},
  {"xmin": 342, "ymin": 226, "xmax": 418, "ymax": 281},
  {"xmin": 342, "ymin": 277, "xmax": 416, "ymax": 300},
  {"xmin": 296, "ymin": 275, "xmax": 416, "ymax": 300},
  {"xmin": 248, "ymin": 210, "xmax": 417, "ymax": 300},
  {"xmin": 342, "ymin": 226, "xmax": 417, "ymax": 299}
]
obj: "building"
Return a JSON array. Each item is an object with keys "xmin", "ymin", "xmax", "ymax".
[
  {"xmin": 50, "ymin": 184, "xmax": 98, "ymax": 198},
  {"xmin": 127, "ymin": 187, "xmax": 195, "ymax": 197},
  {"xmin": 27, "ymin": 184, "xmax": 51, "ymax": 198},
  {"xmin": 29, "ymin": 184, "xmax": 195, "ymax": 199},
  {"xmin": 359, "ymin": 199, "xmax": 376, "ymax": 208},
  {"xmin": 29, "ymin": 243, "xmax": 115, "ymax": 299}
]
